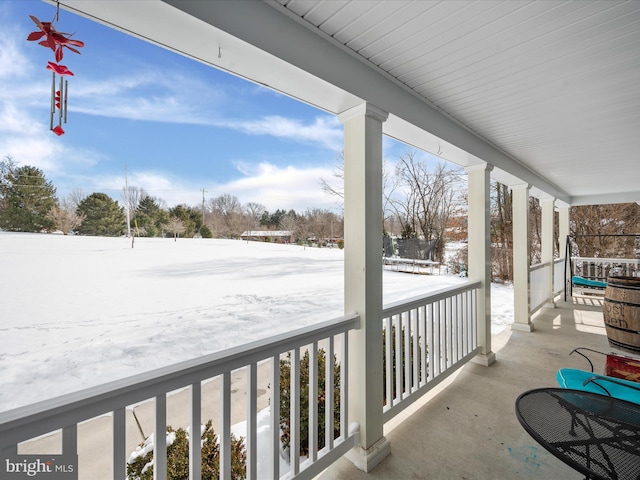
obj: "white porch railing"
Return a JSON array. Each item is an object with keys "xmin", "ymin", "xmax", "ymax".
[
  {"xmin": 0, "ymin": 314, "xmax": 359, "ymax": 480},
  {"xmin": 1, "ymin": 282, "xmax": 487, "ymax": 479},
  {"xmin": 529, "ymin": 262, "xmax": 551, "ymax": 314},
  {"xmin": 381, "ymin": 281, "xmax": 481, "ymax": 422},
  {"xmin": 554, "ymin": 258, "xmax": 565, "ymax": 294},
  {"xmin": 529, "ymin": 259, "xmax": 567, "ymax": 314},
  {"xmin": 570, "ymin": 256, "xmax": 640, "ymax": 283}
]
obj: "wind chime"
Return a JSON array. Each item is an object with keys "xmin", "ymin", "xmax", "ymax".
[{"xmin": 27, "ymin": 2, "xmax": 84, "ymax": 136}]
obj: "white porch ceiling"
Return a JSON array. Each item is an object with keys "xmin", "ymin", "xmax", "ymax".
[{"xmin": 55, "ymin": 0, "xmax": 640, "ymax": 206}]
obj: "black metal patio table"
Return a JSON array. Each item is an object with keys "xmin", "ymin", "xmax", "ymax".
[{"xmin": 515, "ymin": 388, "xmax": 640, "ymax": 480}]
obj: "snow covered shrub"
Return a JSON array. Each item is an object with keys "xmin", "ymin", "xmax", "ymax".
[
  {"xmin": 126, "ymin": 420, "xmax": 246, "ymax": 480},
  {"xmin": 278, "ymin": 349, "xmax": 340, "ymax": 457}
]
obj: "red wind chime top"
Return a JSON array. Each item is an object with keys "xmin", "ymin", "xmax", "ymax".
[{"xmin": 27, "ymin": 14, "xmax": 85, "ymax": 136}]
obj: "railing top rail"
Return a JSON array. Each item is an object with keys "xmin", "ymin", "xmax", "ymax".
[
  {"xmin": 571, "ymin": 257, "xmax": 639, "ymax": 264},
  {"xmin": 382, "ymin": 280, "xmax": 481, "ymax": 317},
  {"xmin": 530, "ymin": 261, "xmax": 552, "ymax": 271},
  {"xmin": 0, "ymin": 312, "xmax": 359, "ymax": 448},
  {"xmin": 531, "ymin": 258, "xmax": 567, "ymax": 270}
]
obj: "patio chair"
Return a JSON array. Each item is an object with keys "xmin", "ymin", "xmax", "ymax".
[
  {"xmin": 556, "ymin": 368, "xmax": 640, "ymax": 405},
  {"xmin": 569, "ymin": 347, "xmax": 640, "ymax": 383},
  {"xmin": 571, "ymin": 275, "xmax": 607, "ymax": 296}
]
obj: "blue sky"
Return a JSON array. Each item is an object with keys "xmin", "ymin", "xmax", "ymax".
[{"xmin": 1, "ymin": 1, "xmax": 420, "ymax": 213}]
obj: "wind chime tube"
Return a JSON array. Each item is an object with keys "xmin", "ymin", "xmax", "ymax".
[
  {"xmin": 58, "ymin": 76, "xmax": 64, "ymax": 128},
  {"xmin": 63, "ymin": 79, "xmax": 68, "ymax": 123},
  {"xmin": 50, "ymin": 71, "xmax": 56, "ymax": 130}
]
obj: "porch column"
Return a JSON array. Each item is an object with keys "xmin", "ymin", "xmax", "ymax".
[
  {"xmin": 558, "ymin": 205, "xmax": 570, "ymax": 296},
  {"xmin": 540, "ymin": 196, "xmax": 555, "ymax": 306},
  {"xmin": 558, "ymin": 205, "xmax": 570, "ymax": 253},
  {"xmin": 465, "ymin": 163, "xmax": 495, "ymax": 366},
  {"xmin": 338, "ymin": 103, "xmax": 390, "ymax": 472},
  {"xmin": 511, "ymin": 183, "xmax": 533, "ymax": 331}
]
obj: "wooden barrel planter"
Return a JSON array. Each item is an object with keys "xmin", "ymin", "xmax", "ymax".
[{"xmin": 603, "ymin": 276, "xmax": 640, "ymax": 354}]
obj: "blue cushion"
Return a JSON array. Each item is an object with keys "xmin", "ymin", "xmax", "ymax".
[
  {"xmin": 557, "ymin": 368, "xmax": 640, "ymax": 404},
  {"xmin": 571, "ymin": 276, "xmax": 607, "ymax": 288}
]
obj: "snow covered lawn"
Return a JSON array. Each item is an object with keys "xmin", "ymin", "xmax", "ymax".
[{"xmin": 0, "ymin": 232, "xmax": 513, "ymax": 412}]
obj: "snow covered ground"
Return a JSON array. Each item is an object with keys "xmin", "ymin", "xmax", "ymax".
[{"xmin": 0, "ymin": 232, "xmax": 513, "ymax": 412}]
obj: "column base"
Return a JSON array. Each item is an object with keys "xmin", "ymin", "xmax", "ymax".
[
  {"xmin": 511, "ymin": 322, "xmax": 535, "ymax": 332},
  {"xmin": 345, "ymin": 436, "xmax": 391, "ymax": 473},
  {"xmin": 472, "ymin": 351, "xmax": 496, "ymax": 366}
]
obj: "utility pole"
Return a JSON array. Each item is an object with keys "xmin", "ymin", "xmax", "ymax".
[
  {"xmin": 125, "ymin": 167, "xmax": 131, "ymax": 238},
  {"xmin": 201, "ymin": 188, "xmax": 207, "ymax": 231}
]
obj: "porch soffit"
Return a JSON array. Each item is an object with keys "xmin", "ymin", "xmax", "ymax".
[{"xmin": 52, "ymin": 0, "xmax": 640, "ymax": 206}]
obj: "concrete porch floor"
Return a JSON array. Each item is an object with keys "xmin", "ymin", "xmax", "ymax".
[{"xmin": 317, "ymin": 295, "xmax": 612, "ymax": 480}]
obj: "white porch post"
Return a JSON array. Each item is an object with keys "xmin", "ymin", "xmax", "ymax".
[
  {"xmin": 558, "ymin": 205, "xmax": 570, "ymax": 258},
  {"xmin": 465, "ymin": 164, "xmax": 495, "ymax": 366},
  {"xmin": 540, "ymin": 196, "xmax": 555, "ymax": 306},
  {"xmin": 511, "ymin": 184, "xmax": 533, "ymax": 331},
  {"xmin": 558, "ymin": 205, "xmax": 571, "ymax": 295},
  {"xmin": 339, "ymin": 103, "xmax": 390, "ymax": 472}
]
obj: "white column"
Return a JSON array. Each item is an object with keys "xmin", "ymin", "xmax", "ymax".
[
  {"xmin": 540, "ymin": 196, "xmax": 555, "ymax": 306},
  {"xmin": 511, "ymin": 184, "xmax": 533, "ymax": 331},
  {"xmin": 557, "ymin": 205, "xmax": 571, "ymax": 297},
  {"xmin": 339, "ymin": 103, "xmax": 390, "ymax": 472},
  {"xmin": 558, "ymin": 205, "xmax": 570, "ymax": 258},
  {"xmin": 465, "ymin": 163, "xmax": 495, "ymax": 366}
]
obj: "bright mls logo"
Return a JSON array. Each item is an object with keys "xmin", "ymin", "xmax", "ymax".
[{"xmin": 2, "ymin": 455, "xmax": 77, "ymax": 480}]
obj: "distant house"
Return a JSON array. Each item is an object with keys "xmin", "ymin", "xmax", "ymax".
[{"xmin": 240, "ymin": 230, "xmax": 292, "ymax": 243}]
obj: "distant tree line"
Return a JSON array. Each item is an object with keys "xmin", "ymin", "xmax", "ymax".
[
  {"xmin": 3, "ymin": 154, "xmax": 635, "ymax": 275},
  {"xmin": 323, "ymin": 149, "xmax": 638, "ymax": 282},
  {"xmin": 0, "ymin": 156, "xmax": 344, "ymax": 245}
]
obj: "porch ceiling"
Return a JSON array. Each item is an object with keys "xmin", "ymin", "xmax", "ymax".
[{"xmin": 55, "ymin": 0, "xmax": 640, "ymax": 206}]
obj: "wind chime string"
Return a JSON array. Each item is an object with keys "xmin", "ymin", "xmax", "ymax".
[{"xmin": 27, "ymin": 2, "xmax": 84, "ymax": 136}]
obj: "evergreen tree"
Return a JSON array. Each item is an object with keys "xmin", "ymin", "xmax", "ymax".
[
  {"xmin": 76, "ymin": 193, "xmax": 125, "ymax": 236},
  {"xmin": 135, "ymin": 195, "xmax": 169, "ymax": 237},
  {"xmin": 0, "ymin": 164, "xmax": 57, "ymax": 232},
  {"xmin": 168, "ymin": 204, "xmax": 197, "ymax": 237}
]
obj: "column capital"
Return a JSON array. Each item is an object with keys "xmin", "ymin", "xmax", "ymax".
[
  {"xmin": 509, "ymin": 182, "xmax": 530, "ymax": 192},
  {"xmin": 464, "ymin": 162, "xmax": 493, "ymax": 174},
  {"xmin": 538, "ymin": 193, "xmax": 556, "ymax": 203},
  {"xmin": 338, "ymin": 103, "xmax": 389, "ymax": 124}
]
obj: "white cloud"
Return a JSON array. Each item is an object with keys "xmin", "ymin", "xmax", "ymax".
[
  {"xmin": 68, "ymin": 71, "xmax": 343, "ymax": 151},
  {"xmin": 211, "ymin": 161, "xmax": 342, "ymax": 213},
  {"xmin": 0, "ymin": 23, "xmax": 31, "ymax": 81},
  {"xmin": 69, "ymin": 162, "xmax": 342, "ymax": 213},
  {"xmin": 0, "ymin": 5, "xmax": 343, "ymax": 209},
  {"xmin": 223, "ymin": 115, "xmax": 343, "ymax": 151}
]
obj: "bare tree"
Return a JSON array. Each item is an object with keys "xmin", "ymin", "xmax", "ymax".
[
  {"xmin": 279, "ymin": 212, "xmax": 298, "ymax": 243},
  {"xmin": 529, "ymin": 196, "xmax": 542, "ymax": 265},
  {"xmin": 208, "ymin": 194, "xmax": 244, "ymax": 238},
  {"xmin": 122, "ymin": 186, "xmax": 147, "ymax": 219},
  {"xmin": 66, "ymin": 188, "xmax": 86, "ymax": 211},
  {"xmin": 570, "ymin": 203, "xmax": 640, "ymax": 258},
  {"xmin": 302, "ymin": 208, "xmax": 342, "ymax": 247},
  {"xmin": 322, "ymin": 151, "xmax": 395, "ymax": 235},
  {"xmin": 320, "ymin": 151, "xmax": 345, "ymax": 200},
  {"xmin": 166, "ymin": 216, "xmax": 186, "ymax": 242},
  {"xmin": 46, "ymin": 206, "xmax": 86, "ymax": 235},
  {"xmin": 388, "ymin": 151, "xmax": 462, "ymax": 262},
  {"xmin": 245, "ymin": 202, "xmax": 266, "ymax": 229},
  {"xmin": 491, "ymin": 181, "xmax": 513, "ymax": 282},
  {"xmin": 296, "ymin": 213, "xmax": 312, "ymax": 249}
]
